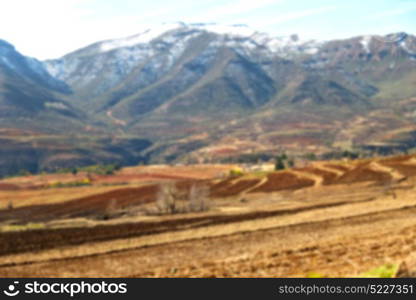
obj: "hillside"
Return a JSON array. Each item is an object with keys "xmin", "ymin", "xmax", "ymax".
[
  {"xmin": 0, "ymin": 40, "xmax": 84, "ymax": 132},
  {"xmin": 43, "ymin": 25, "xmax": 416, "ymax": 162}
]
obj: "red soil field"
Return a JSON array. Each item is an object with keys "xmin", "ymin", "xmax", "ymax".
[
  {"xmin": 211, "ymin": 179, "xmax": 261, "ymax": 198},
  {"xmin": 380, "ymin": 162, "xmax": 416, "ymax": 177},
  {"xmin": 331, "ymin": 164, "xmax": 392, "ymax": 185},
  {"xmin": 249, "ymin": 172, "xmax": 314, "ymax": 193},
  {"xmin": 0, "ymin": 183, "xmax": 19, "ymax": 191},
  {"xmin": 209, "ymin": 177, "xmax": 236, "ymax": 192},
  {"xmin": 324, "ymin": 164, "xmax": 350, "ymax": 172},
  {"xmin": 379, "ymin": 155, "xmax": 413, "ymax": 164}
]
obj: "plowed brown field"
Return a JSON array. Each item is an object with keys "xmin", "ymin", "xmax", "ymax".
[{"xmin": 1, "ymin": 157, "xmax": 416, "ymax": 277}]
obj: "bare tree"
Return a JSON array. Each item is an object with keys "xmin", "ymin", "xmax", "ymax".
[
  {"xmin": 102, "ymin": 198, "xmax": 117, "ymax": 220},
  {"xmin": 156, "ymin": 182, "xmax": 178, "ymax": 214},
  {"xmin": 383, "ymin": 181, "xmax": 397, "ymax": 199},
  {"xmin": 155, "ymin": 181, "xmax": 211, "ymax": 215},
  {"xmin": 188, "ymin": 183, "xmax": 210, "ymax": 212}
]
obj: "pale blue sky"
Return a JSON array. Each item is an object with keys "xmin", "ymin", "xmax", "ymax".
[{"xmin": 0, "ymin": 0, "xmax": 415, "ymax": 59}]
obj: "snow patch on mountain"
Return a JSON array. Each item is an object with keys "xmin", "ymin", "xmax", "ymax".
[
  {"xmin": 189, "ymin": 23, "xmax": 257, "ymax": 37},
  {"xmin": 360, "ymin": 36, "xmax": 372, "ymax": 53},
  {"xmin": 400, "ymin": 39, "xmax": 416, "ymax": 55},
  {"xmin": 100, "ymin": 23, "xmax": 182, "ymax": 52},
  {"xmin": 25, "ymin": 57, "xmax": 53, "ymax": 78}
]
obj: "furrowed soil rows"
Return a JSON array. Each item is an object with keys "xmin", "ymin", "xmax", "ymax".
[
  {"xmin": 134, "ymin": 206, "xmax": 416, "ymax": 278},
  {"xmin": 3, "ymin": 204, "xmax": 416, "ymax": 277}
]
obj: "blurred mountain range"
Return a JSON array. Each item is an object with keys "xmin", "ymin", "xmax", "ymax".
[{"xmin": 0, "ymin": 23, "xmax": 415, "ymax": 174}]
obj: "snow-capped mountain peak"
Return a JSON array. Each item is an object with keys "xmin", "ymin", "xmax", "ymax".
[
  {"xmin": 98, "ymin": 22, "xmax": 261, "ymax": 53},
  {"xmin": 95, "ymin": 21, "xmax": 319, "ymax": 59},
  {"xmin": 44, "ymin": 22, "xmax": 323, "ymax": 89}
]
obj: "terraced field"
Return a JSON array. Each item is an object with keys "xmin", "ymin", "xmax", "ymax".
[{"xmin": 1, "ymin": 156, "xmax": 416, "ymax": 277}]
